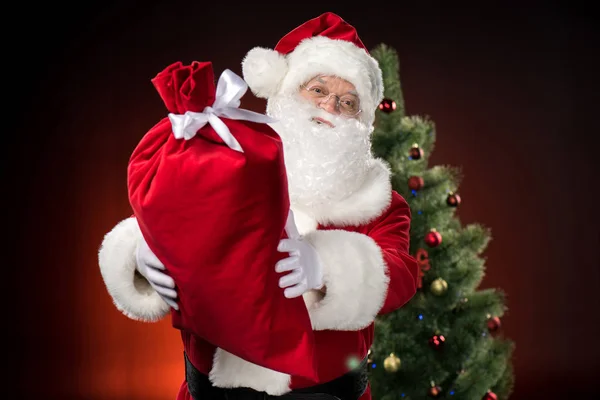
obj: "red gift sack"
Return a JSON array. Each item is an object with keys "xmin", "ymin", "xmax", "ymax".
[{"xmin": 127, "ymin": 61, "xmax": 318, "ymax": 382}]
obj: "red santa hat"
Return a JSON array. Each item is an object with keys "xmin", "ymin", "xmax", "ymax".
[{"xmin": 242, "ymin": 12, "xmax": 384, "ymax": 123}]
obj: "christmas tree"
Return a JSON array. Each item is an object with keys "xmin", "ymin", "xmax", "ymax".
[{"xmin": 368, "ymin": 44, "xmax": 515, "ymax": 400}]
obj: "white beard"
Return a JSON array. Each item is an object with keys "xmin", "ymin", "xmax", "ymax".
[{"xmin": 266, "ymin": 93, "xmax": 375, "ymax": 211}]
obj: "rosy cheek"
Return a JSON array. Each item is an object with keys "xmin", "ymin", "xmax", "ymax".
[
  {"xmin": 299, "ymin": 90, "xmax": 313, "ymax": 101},
  {"xmin": 303, "ymin": 95, "xmax": 321, "ymax": 106}
]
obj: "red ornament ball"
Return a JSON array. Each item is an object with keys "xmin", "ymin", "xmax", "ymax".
[
  {"xmin": 446, "ymin": 192, "xmax": 461, "ymax": 207},
  {"xmin": 378, "ymin": 98, "xmax": 397, "ymax": 113},
  {"xmin": 410, "ymin": 144, "xmax": 424, "ymax": 160},
  {"xmin": 428, "ymin": 334, "xmax": 446, "ymax": 350},
  {"xmin": 428, "ymin": 385, "xmax": 442, "ymax": 398},
  {"xmin": 408, "ymin": 176, "xmax": 424, "ymax": 191},
  {"xmin": 487, "ymin": 316, "xmax": 502, "ymax": 332},
  {"xmin": 425, "ymin": 229, "xmax": 442, "ymax": 247},
  {"xmin": 482, "ymin": 391, "xmax": 497, "ymax": 400}
]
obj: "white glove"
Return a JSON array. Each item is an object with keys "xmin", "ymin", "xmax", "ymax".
[
  {"xmin": 136, "ymin": 238, "xmax": 179, "ymax": 311},
  {"xmin": 276, "ymin": 209, "xmax": 324, "ymax": 299}
]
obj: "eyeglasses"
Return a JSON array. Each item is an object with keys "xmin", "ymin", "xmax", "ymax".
[{"xmin": 301, "ymin": 84, "xmax": 362, "ymax": 117}]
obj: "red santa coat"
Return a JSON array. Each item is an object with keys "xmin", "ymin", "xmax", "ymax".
[{"xmin": 98, "ymin": 158, "xmax": 419, "ymax": 399}]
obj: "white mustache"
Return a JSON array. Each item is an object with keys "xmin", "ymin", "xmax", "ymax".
[{"xmin": 307, "ymin": 108, "xmax": 345, "ymax": 128}]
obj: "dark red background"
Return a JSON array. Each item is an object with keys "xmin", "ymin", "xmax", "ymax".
[{"xmin": 11, "ymin": 1, "xmax": 599, "ymax": 399}]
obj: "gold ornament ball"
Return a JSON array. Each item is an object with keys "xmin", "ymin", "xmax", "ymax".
[
  {"xmin": 383, "ymin": 353, "xmax": 401, "ymax": 372},
  {"xmin": 430, "ymin": 278, "xmax": 448, "ymax": 296}
]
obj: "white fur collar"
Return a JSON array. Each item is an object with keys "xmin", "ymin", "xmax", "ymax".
[{"xmin": 292, "ymin": 158, "xmax": 392, "ymax": 227}]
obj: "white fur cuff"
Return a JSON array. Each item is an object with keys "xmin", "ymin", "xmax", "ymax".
[
  {"xmin": 98, "ymin": 217, "xmax": 170, "ymax": 322},
  {"xmin": 303, "ymin": 230, "xmax": 390, "ymax": 331}
]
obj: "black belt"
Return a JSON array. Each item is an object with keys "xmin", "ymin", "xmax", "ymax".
[{"xmin": 184, "ymin": 352, "xmax": 369, "ymax": 400}]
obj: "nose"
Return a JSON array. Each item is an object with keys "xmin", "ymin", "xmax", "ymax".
[{"xmin": 319, "ymin": 95, "xmax": 340, "ymax": 114}]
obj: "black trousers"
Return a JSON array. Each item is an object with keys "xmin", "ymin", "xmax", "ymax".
[{"xmin": 184, "ymin": 352, "xmax": 369, "ymax": 400}]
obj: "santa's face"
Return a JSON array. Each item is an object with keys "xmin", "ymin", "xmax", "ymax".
[
  {"xmin": 266, "ymin": 75, "xmax": 375, "ymax": 211},
  {"xmin": 297, "ymin": 75, "xmax": 362, "ymax": 124}
]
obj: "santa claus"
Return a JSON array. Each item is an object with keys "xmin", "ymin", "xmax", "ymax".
[{"xmin": 98, "ymin": 12, "xmax": 419, "ymax": 400}]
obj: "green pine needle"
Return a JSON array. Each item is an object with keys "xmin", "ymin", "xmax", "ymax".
[{"xmin": 368, "ymin": 43, "xmax": 515, "ymax": 400}]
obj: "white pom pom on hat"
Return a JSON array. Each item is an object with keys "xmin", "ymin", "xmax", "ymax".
[
  {"xmin": 241, "ymin": 47, "xmax": 288, "ymax": 99},
  {"xmin": 241, "ymin": 12, "xmax": 384, "ymax": 121}
]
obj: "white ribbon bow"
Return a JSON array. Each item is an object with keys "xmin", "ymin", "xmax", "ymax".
[{"xmin": 168, "ymin": 69, "xmax": 277, "ymax": 153}]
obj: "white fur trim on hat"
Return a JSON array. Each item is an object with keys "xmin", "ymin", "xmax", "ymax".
[{"xmin": 242, "ymin": 36, "xmax": 384, "ymax": 121}]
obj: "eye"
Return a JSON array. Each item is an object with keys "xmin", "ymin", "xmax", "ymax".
[
  {"xmin": 307, "ymin": 85, "xmax": 327, "ymax": 96},
  {"xmin": 340, "ymin": 98, "xmax": 358, "ymax": 111}
]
